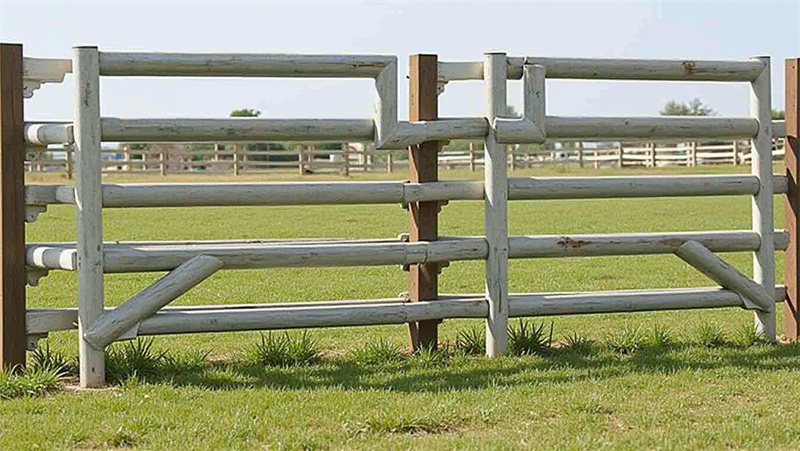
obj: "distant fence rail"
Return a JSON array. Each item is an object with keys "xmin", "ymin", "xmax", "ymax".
[{"xmin": 25, "ymin": 138, "xmax": 787, "ymax": 178}]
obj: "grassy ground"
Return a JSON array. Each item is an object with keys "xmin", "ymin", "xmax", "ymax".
[{"xmin": 3, "ymin": 164, "xmax": 799, "ymax": 450}]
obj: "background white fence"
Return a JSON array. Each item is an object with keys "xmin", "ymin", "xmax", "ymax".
[{"xmin": 25, "ymin": 137, "xmax": 787, "ymax": 177}]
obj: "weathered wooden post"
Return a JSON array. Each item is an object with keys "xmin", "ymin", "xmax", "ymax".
[
  {"xmin": 74, "ymin": 46, "xmax": 105, "ymax": 386},
  {"xmin": 65, "ymin": 144, "xmax": 74, "ymax": 179},
  {"xmin": 484, "ymin": 52, "xmax": 509, "ymax": 357},
  {"xmin": 0, "ymin": 44, "xmax": 27, "ymax": 371},
  {"xmin": 159, "ymin": 148, "xmax": 167, "ymax": 176},
  {"xmin": 690, "ymin": 141, "xmax": 698, "ymax": 167},
  {"xmin": 784, "ymin": 58, "xmax": 799, "ymax": 340},
  {"xmin": 750, "ymin": 56, "xmax": 775, "ymax": 341},
  {"xmin": 233, "ymin": 143, "xmax": 240, "ymax": 176},
  {"xmin": 469, "ymin": 142, "xmax": 476, "ymax": 171},
  {"xmin": 733, "ymin": 140, "xmax": 740, "ymax": 165},
  {"xmin": 577, "ymin": 141, "xmax": 584, "ymax": 168},
  {"xmin": 649, "ymin": 142, "xmax": 657, "ymax": 168},
  {"xmin": 618, "ymin": 142, "xmax": 624, "ymax": 168},
  {"xmin": 298, "ymin": 146, "xmax": 304, "ymax": 175},
  {"xmin": 407, "ymin": 54, "xmax": 440, "ymax": 350},
  {"xmin": 386, "ymin": 152, "xmax": 393, "ymax": 173}
]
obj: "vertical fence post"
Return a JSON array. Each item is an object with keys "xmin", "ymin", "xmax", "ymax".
[
  {"xmin": 690, "ymin": 141, "xmax": 698, "ymax": 167},
  {"xmin": 0, "ymin": 44, "xmax": 27, "ymax": 371},
  {"xmin": 159, "ymin": 148, "xmax": 166, "ymax": 176},
  {"xmin": 484, "ymin": 53, "xmax": 508, "ymax": 357},
  {"xmin": 74, "ymin": 46, "xmax": 105, "ymax": 387},
  {"xmin": 750, "ymin": 56, "xmax": 776, "ymax": 341},
  {"xmin": 733, "ymin": 140, "xmax": 740, "ymax": 166},
  {"xmin": 577, "ymin": 141, "xmax": 584, "ymax": 168},
  {"xmin": 618, "ymin": 142, "xmax": 624, "ymax": 168},
  {"xmin": 386, "ymin": 152, "xmax": 393, "ymax": 173},
  {"xmin": 469, "ymin": 142, "xmax": 476, "ymax": 171},
  {"xmin": 233, "ymin": 143, "xmax": 240, "ymax": 176},
  {"xmin": 784, "ymin": 58, "xmax": 800, "ymax": 340},
  {"xmin": 65, "ymin": 144, "xmax": 73, "ymax": 179},
  {"xmin": 407, "ymin": 54, "xmax": 440, "ymax": 350}
]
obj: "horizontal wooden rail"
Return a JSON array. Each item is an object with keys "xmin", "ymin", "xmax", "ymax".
[
  {"xmin": 24, "ymin": 175, "xmax": 789, "ymax": 209},
  {"xmin": 25, "ymin": 230, "xmax": 788, "ymax": 274},
  {"xmin": 98, "ymin": 53, "xmax": 396, "ymax": 78},
  {"xmin": 26, "ymin": 285, "xmax": 787, "ymax": 336},
  {"xmin": 101, "ymin": 118, "xmax": 376, "ymax": 142},
  {"xmin": 439, "ymin": 58, "xmax": 765, "ymax": 82}
]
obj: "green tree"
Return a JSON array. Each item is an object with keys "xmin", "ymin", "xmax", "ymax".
[
  {"xmin": 773, "ymin": 109, "xmax": 785, "ymax": 120},
  {"xmin": 230, "ymin": 108, "xmax": 261, "ymax": 117},
  {"xmin": 660, "ymin": 98, "xmax": 714, "ymax": 116}
]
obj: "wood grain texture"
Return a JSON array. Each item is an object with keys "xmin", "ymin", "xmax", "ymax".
[
  {"xmin": 407, "ymin": 54, "xmax": 441, "ymax": 350},
  {"xmin": 750, "ymin": 57, "xmax": 776, "ymax": 340},
  {"xmin": 73, "ymin": 47, "xmax": 105, "ymax": 387},
  {"xmin": 784, "ymin": 58, "xmax": 800, "ymax": 340},
  {"xmin": 0, "ymin": 44, "xmax": 27, "ymax": 371},
  {"xmin": 484, "ymin": 53, "xmax": 509, "ymax": 357}
]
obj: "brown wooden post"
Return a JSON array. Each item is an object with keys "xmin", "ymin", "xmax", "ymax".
[
  {"xmin": 0, "ymin": 44, "xmax": 27, "ymax": 370},
  {"xmin": 407, "ymin": 54, "xmax": 440, "ymax": 350},
  {"xmin": 784, "ymin": 58, "xmax": 800, "ymax": 340},
  {"xmin": 618, "ymin": 142, "xmax": 624, "ymax": 167}
]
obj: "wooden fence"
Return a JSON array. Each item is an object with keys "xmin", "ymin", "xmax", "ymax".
[
  {"xmin": 6, "ymin": 45, "xmax": 799, "ymax": 390},
  {"xmin": 24, "ymin": 138, "xmax": 787, "ymax": 177}
]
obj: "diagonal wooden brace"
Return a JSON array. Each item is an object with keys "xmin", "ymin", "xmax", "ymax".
[
  {"xmin": 83, "ymin": 255, "xmax": 223, "ymax": 349},
  {"xmin": 675, "ymin": 240, "xmax": 774, "ymax": 312}
]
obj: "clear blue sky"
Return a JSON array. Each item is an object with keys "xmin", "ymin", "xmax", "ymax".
[{"xmin": 1, "ymin": 1, "xmax": 798, "ymax": 122}]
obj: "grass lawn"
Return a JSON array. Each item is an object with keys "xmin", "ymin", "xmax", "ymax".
[{"xmin": 3, "ymin": 164, "xmax": 799, "ymax": 450}]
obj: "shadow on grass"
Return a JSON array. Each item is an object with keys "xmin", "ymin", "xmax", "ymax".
[{"xmin": 139, "ymin": 341, "xmax": 800, "ymax": 394}]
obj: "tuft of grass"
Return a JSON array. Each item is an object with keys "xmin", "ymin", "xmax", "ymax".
[
  {"xmin": 245, "ymin": 331, "xmax": 321, "ymax": 368},
  {"xmin": 606, "ymin": 325, "xmax": 645, "ymax": 355},
  {"xmin": 30, "ymin": 342, "xmax": 73, "ymax": 375},
  {"xmin": 106, "ymin": 338, "xmax": 168, "ymax": 383},
  {"xmin": 348, "ymin": 339, "xmax": 404, "ymax": 365},
  {"xmin": 508, "ymin": 320, "xmax": 553, "ymax": 356},
  {"xmin": 348, "ymin": 413, "xmax": 458, "ymax": 436},
  {"xmin": 695, "ymin": 321, "xmax": 727, "ymax": 348},
  {"xmin": 0, "ymin": 366, "xmax": 63, "ymax": 399},
  {"xmin": 561, "ymin": 332, "xmax": 594, "ymax": 354},
  {"xmin": 648, "ymin": 325, "xmax": 674, "ymax": 349},
  {"xmin": 454, "ymin": 326, "xmax": 485, "ymax": 356},
  {"xmin": 410, "ymin": 343, "xmax": 449, "ymax": 368},
  {"xmin": 734, "ymin": 323, "xmax": 768, "ymax": 347}
]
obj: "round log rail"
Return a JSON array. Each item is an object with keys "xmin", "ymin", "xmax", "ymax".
[
  {"xmin": 25, "ymin": 286, "xmax": 787, "ymax": 337},
  {"xmin": 97, "ymin": 53, "xmax": 396, "ymax": 78},
  {"xmin": 22, "ymin": 119, "xmax": 787, "ymax": 145},
  {"xmin": 24, "ymin": 230, "xmax": 789, "ymax": 273},
  {"xmin": 24, "ymin": 175, "xmax": 788, "ymax": 209},
  {"xmin": 100, "ymin": 116, "xmax": 758, "ymax": 143},
  {"xmin": 438, "ymin": 58, "xmax": 766, "ymax": 82}
]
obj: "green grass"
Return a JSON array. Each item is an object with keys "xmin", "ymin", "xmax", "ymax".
[{"xmin": 4, "ymin": 164, "xmax": 800, "ymax": 449}]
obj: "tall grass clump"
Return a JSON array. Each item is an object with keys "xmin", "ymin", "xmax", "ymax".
[
  {"xmin": 106, "ymin": 338, "xmax": 168, "ymax": 383},
  {"xmin": 508, "ymin": 320, "xmax": 553, "ymax": 356},
  {"xmin": 30, "ymin": 342, "xmax": 73, "ymax": 375},
  {"xmin": 0, "ymin": 366, "xmax": 63, "ymax": 399},
  {"xmin": 606, "ymin": 325, "xmax": 645, "ymax": 355},
  {"xmin": 455, "ymin": 326, "xmax": 485, "ymax": 356},
  {"xmin": 695, "ymin": 321, "xmax": 727, "ymax": 348},
  {"xmin": 245, "ymin": 331, "xmax": 321, "ymax": 367}
]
